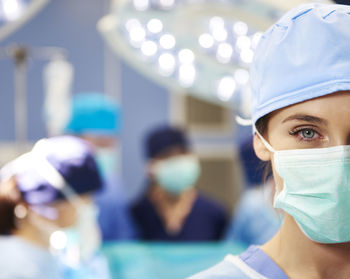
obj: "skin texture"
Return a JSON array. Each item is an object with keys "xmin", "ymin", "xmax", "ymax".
[{"xmin": 253, "ymin": 91, "xmax": 350, "ymax": 279}]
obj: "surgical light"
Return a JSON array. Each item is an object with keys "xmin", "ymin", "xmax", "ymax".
[
  {"xmin": 98, "ymin": 0, "xmax": 289, "ymax": 109},
  {"xmin": 178, "ymin": 48, "xmax": 195, "ymax": 64},
  {"xmin": 240, "ymin": 48, "xmax": 254, "ymax": 64},
  {"xmin": 198, "ymin": 33, "xmax": 214, "ymax": 49},
  {"xmin": 159, "ymin": 33, "xmax": 176, "ymax": 49},
  {"xmin": 216, "ymin": 43, "xmax": 233, "ymax": 64},
  {"xmin": 141, "ymin": 40, "xmax": 158, "ymax": 56},
  {"xmin": 133, "ymin": 0, "xmax": 149, "ymax": 11},
  {"xmin": 125, "ymin": 18, "xmax": 142, "ymax": 32},
  {"xmin": 209, "ymin": 17, "xmax": 225, "ymax": 31},
  {"xmin": 236, "ymin": 36, "xmax": 251, "ymax": 50},
  {"xmin": 212, "ymin": 27, "xmax": 228, "ymax": 42},
  {"xmin": 159, "ymin": 0, "xmax": 175, "ymax": 9},
  {"xmin": 158, "ymin": 53, "xmax": 176, "ymax": 76},
  {"xmin": 129, "ymin": 25, "xmax": 146, "ymax": 45},
  {"xmin": 2, "ymin": 0, "xmax": 24, "ymax": 21},
  {"xmin": 179, "ymin": 64, "xmax": 196, "ymax": 87},
  {"xmin": 147, "ymin": 18, "xmax": 163, "ymax": 34},
  {"xmin": 217, "ymin": 76, "xmax": 236, "ymax": 101},
  {"xmin": 233, "ymin": 21, "xmax": 248, "ymax": 36}
]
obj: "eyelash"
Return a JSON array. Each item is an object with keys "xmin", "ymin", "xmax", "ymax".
[{"xmin": 288, "ymin": 127, "xmax": 321, "ymax": 142}]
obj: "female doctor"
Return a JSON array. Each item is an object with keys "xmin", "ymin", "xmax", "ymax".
[{"xmin": 190, "ymin": 3, "xmax": 350, "ymax": 279}]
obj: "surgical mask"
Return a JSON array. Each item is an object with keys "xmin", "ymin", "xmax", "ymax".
[
  {"xmin": 95, "ymin": 147, "xmax": 119, "ymax": 178},
  {"xmin": 58, "ymin": 203, "xmax": 101, "ymax": 266},
  {"xmin": 153, "ymin": 155, "xmax": 200, "ymax": 194},
  {"xmin": 255, "ymin": 128, "xmax": 350, "ymax": 243},
  {"xmin": 29, "ymin": 202, "xmax": 101, "ymax": 266}
]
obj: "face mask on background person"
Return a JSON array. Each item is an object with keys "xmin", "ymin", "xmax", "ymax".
[
  {"xmin": 95, "ymin": 147, "xmax": 119, "ymax": 178},
  {"xmin": 255, "ymin": 127, "xmax": 350, "ymax": 244},
  {"xmin": 153, "ymin": 155, "xmax": 201, "ymax": 195}
]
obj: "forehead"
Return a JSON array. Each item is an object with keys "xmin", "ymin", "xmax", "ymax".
[{"xmin": 269, "ymin": 91, "xmax": 350, "ymax": 122}]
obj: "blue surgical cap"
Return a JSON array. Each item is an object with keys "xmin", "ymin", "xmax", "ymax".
[
  {"xmin": 251, "ymin": 3, "xmax": 350, "ymax": 125},
  {"xmin": 1, "ymin": 136, "xmax": 102, "ymax": 206},
  {"xmin": 65, "ymin": 92, "xmax": 121, "ymax": 136},
  {"xmin": 145, "ymin": 126, "xmax": 189, "ymax": 159}
]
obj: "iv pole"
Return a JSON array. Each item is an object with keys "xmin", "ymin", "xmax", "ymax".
[
  {"xmin": 12, "ymin": 46, "xmax": 28, "ymax": 145},
  {"xmin": 1, "ymin": 45, "xmax": 69, "ymax": 147}
]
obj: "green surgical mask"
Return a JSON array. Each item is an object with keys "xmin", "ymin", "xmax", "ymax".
[
  {"xmin": 95, "ymin": 147, "xmax": 119, "ymax": 178},
  {"xmin": 256, "ymin": 128, "xmax": 350, "ymax": 243},
  {"xmin": 154, "ymin": 155, "xmax": 201, "ymax": 195}
]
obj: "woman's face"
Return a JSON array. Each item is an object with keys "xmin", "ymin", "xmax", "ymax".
[{"xmin": 254, "ymin": 91, "xmax": 350, "ymax": 190}]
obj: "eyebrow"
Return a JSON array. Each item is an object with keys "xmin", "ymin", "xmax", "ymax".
[{"xmin": 282, "ymin": 114, "xmax": 328, "ymax": 125}]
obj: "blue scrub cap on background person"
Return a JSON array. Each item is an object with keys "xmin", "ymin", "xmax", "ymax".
[
  {"xmin": 65, "ymin": 92, "xmax": 121, "ymax": 136},
  {"xmin": 250, "ymin": 3, "xmax": 350, "ymax": 125},
  {"xmin": 145, "ymin": 126, "xmax": 189, "ymax": 159},
  {"xmin": 0, "ymin": 135, "xmax": 102, "ymax": 208}
]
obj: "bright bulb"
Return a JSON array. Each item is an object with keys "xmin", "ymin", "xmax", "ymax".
[
  {"xmin": 233, "ymin": 21, "xmax": 248, "ymax": 36},
  {"xmin": 159, "ymin": 33, "xmax": 176, "ymax": 49},
  {"xmin": 209, "ymin": 17, "xmax": 225, "ymax": 31},
  {"xmin": 133, "ymin": 0, "xmax": 149, "ymax": 11},
  {"xmin": 217, "ymin": 77, "xmax": 236, "ymax": 101},
  {"xmin": 199, "ymin": 33, "xmax": 214, "ymax": 49},
  {"xmin": 212, "ymin": 28, "xmax": 228, "ymax": 42},
  {"xmin": 178, "ymin": 49, "xmax": 195, "ymax": 64},
  {"xmin": 147, "ymin": 18, "xmax": 163, "ymax": 34},
  {"xmin": 141, "ymin": 41, "xmax": 158, "ymax": 56},
  {"xmin": 158, "ymin": 53, "xmax": 176, "ymax": 76},
  {"xmin": 209, "ymin": 17, "xmax": 227, "ymax": 42},
  {"xmin": 240, "ymin": 49, "xmax": 254, "ymax": 64},
  {"xmin": 125, "ymin": 18, "xmax": 141, "ymax": 32},
  {"xmin": 179, "ymin": 64, "xmax": 196, "ymax": 87},
  {"xmin": 129, "ymin": 26, "xmax": 146, "ymax": 44},
  {"xmin": 160, "ymin": 0, "xmax": 175, "ymax": 9},
  {"xmin": 2, "ymin": 0, "xmax": 24, "ymax": 21},
  {"xmin": 216, "ymin": 43, "xmax": 233, "ymax": 63},
  {"xmin": 234, "ymin": 69, "xmax": 250, "ymax": 85},
  {"xmin": 236, "ymin": 36, "xmax": 251, "ymax": 50}
]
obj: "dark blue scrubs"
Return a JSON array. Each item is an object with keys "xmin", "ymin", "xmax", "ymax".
[{"xmin": 131, "ymin": 193, "xmax": 228, "ymax": 241}]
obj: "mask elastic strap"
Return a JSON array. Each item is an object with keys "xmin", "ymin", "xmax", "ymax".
[{"xmin": 253, "ymin": 126, "xmax": 276, "ymax": 153}]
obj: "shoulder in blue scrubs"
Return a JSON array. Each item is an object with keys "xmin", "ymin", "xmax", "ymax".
[{"xmin": 188, "ymin": 246, "xmax": 288, "ymax": 279}]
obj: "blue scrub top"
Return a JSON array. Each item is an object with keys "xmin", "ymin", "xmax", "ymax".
[
  {"xmin": 131, "ymin": 193, "xmax": 228, "ymax": 241},
  {"xmin": 188, "ymin": 246, "xmax": 289, "ymax": 279}
]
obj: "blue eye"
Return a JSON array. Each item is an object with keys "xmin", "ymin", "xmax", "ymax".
[{"xmin": 301, "ymin": 129, "xmax": 315, "ymax": 139}]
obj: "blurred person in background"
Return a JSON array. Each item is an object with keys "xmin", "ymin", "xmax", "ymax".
[
  {"xmin": 65, "ymin": 92, "xmax": 135, "ymax": 241},
  {"xmin": 225, "ymin": 136, "xmax": 281, "ymax": 246},
  {"xmin": 0, "ymin": 136, "xmax": 110, "ymax": 279},
  {"xmin": 131, "ymin": 125, "xmax": 228, "ymax": 241}
]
